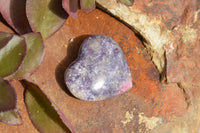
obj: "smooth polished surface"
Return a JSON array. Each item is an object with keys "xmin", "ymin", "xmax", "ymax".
[{"xmin": 65, "ymin": 35, "xmax": 132, "ymax": 101}]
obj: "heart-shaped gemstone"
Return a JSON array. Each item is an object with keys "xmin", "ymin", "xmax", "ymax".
[{"xmin": 65, "ymin": 35, "xmax": 132, "ymax": 101}]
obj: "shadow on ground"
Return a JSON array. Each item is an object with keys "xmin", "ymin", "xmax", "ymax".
[{"xmin": 55, "ymin": 35, "xmax": 90, "ymax": 98}]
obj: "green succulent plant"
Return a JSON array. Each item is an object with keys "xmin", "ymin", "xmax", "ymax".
[{"xmin": 0, "ymin": 0, "xmax": 73, "ymax": 132}]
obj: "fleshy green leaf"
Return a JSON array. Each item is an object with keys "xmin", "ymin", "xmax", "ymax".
[
  {"xmin": 26, "ymin": 0, "xmax": 68, "ymax": 39},
  {"xmin": 0, "ymin": 109, "xmax": 22, "ymax": 125},
  {"xmin": 0, "ymin": 0, "xmax": 31, "ymax": 34},
  {"xmin": 62, "ymin": 0, "xmax": 78, "ymax": 18},
  {"xmin": 0, "ymin": 32, "xmax": 13, "ymax": 49},
  {"xmin": 8, "ymin": 33, "xmax": 44, "ymax": 80},
  {"xmin": 22, "ymin": 80, "xmax": 74, "ymax": 133},
  {"xmin": 80, "ymin": 0, "xmax": 96, "ymax": 11},
  {"xmin": 0, "ymin": 78, "xmax": 16, "ymax": 112},
  {"xmin": 118, "ymin": 0, "xmax": 134, "ymax": 6},
  {"xmin": 0, "ymin": 79, "xmax": 22, "ymax": 125},
  {"xmin": 0, "ymin": 35, "xmax": 26, "ymax": 78}
]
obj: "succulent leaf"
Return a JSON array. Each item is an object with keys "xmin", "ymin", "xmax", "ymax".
[
  {"xmin": 80, "ymin": 0, "xmax": 96, "ymax": 11},
  {"xmin": 0, "ymin": 109, "xmax": 22, "ymax": 125},
  {"xmin": 62, "ymin": 0, "xmax": 78, "ymax": 18},
  {"xmin": 22, "ymin": 80, "xmax": 74, "ymax": 133},
  {"xmin": 0, "ymin": 78, "xmax": 16, "ymax": 112},
  {"xmin": 0, "ymin": 32, "xmax": 13, "ymax": 49},
  {"xmin": 8, "ymin": 33, "xmax": 44, "ymax": 79},
  {"xmin": 0, "ymin": 0, "xmax": 31, "ymax": 34},
  {"xmin": 26, "ymin": 0, "xmax": 68, "ymax": 39},
  {"xmin": 0, "ymin": 35, "xmax": 26, "ymax": 78}
]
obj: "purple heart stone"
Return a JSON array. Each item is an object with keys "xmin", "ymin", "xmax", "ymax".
[{"xmin": 65, "ymin": 35, "xmax": 132, "ymax": 101}]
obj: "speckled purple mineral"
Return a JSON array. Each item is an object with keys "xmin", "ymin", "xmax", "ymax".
[{"xmin": 65, "ymin": 35, "xmax": 132, "ymax": 101}]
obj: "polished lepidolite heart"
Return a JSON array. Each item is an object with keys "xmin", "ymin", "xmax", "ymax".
[{"xmin": 65, "ymin": 35, "xmax": 132, "ymax": 101}]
